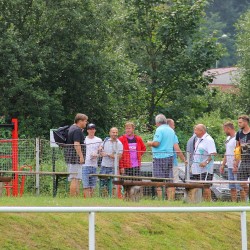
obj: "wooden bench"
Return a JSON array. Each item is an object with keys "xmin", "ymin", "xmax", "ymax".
[
  {"xmin": 0, "ymin": 176, "xmax": 11, "ymax": 182},
  {"xmin": 90, "ymin": 174, "xmax": 174, "ymax": 198},
  {"xmin": 0, "ymin": 176, "xmax": 12, "ymax": 197},
  {"xmin": 0, "ymin": 170, "xmax": 77, "ymax": 197},
  {"xmin": 113, "ymin": 180, "xmax": 211, "ymax": 203}
]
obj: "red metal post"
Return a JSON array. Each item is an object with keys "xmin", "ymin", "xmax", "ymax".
[
  {"xmin": 19, "ymin": 165, "xmax": 32, "ymax": 197},
  {"xmin": 11, "ymin": 118, "xmax": 18, "ymax": 196}
]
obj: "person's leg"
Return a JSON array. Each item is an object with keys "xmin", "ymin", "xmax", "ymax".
[
  {"xmin": 70, "ymin": 178, "xmax": 78, "ymax": 197},
  {"xmin": 99, "ymin": 167, "xmax": 108, "ymax": 197},
  {"xmin": 228, "ymin": 168, "xmax": 237, "ymax": 202},
  {"xmin": 230, "ymin": 189, "xmax": 237, "ymax": 202},
  {"xmin": 155, "ymin": 158, "xmax": 165, "ymax": 199},
  {"xmin": 201, "ymin": 173, "xmax": 213, "ymax": 201},
  {"xmin": 68, "ymin": 164, "xmax": 79, "ymax": 197},
  {"xmin": 132, "ymin": 167, "xmax": 141, "ymax": 177},
  {"xmin": 109, "ymin": 167, "xmax": 116, "ymax": 197},
  {"xmin": 82, "ymin": 166, "xmax": 90, "ymax": 198},
  {"xmin": 76, "ymin": 179, "xmax": 81, "ymax": 196},
  {"xmin": 123, "ymin": 168, "xmax": 131, "ymax": 199},
  {"xmin": 173, "ymin": 167, "xmax": 179, "ymax": 183},
  {"xmin": 237, "ymin": 163, "xmax": 248, "ymax": 202},
  {"xmin": 152, "ymin": 158, "xmax": 163, "ymax": 199},
  {"xmin": 129, "ymin": 167, "xmax": 143, "ymax": 200},
  {"xmin": 166, "ymin": 157, "xmax": 175, "ymax": 201},
  {"xmin": 89, "ymin": 167, "xmax": 97, "ymax": 197}
]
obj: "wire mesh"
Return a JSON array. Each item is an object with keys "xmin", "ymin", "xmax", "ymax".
[{"xmin": 0, "ymin": 138, "xmax": 249, "ymax": 202}]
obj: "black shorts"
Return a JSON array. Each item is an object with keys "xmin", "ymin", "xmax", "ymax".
[
  {"xmin": 191, "ymin": 173, "xmax": 213, "ymax": 181},
  {"xmin": 124, "ymin": 167, "xmax": 140, "ymax": 176},
  {"xmin": 237, "ymin": 161, "xmax": 250, "ymax": 181}
]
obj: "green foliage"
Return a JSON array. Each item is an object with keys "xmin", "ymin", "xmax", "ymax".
[
  {"xmin": 0, "ymin": 0, "xmax": 245, "ymax": 144},
  {"xmin": 0, "ymin": 0, "xmax": 141, "ymax": 138},
  {"xmin": 205, "ymin": 0, "xmax": 250, "ymax": 67},
  {"xmin": 122, "ymin": 0, "xmax": 222, "ymax": 126},
  {"xmin": 194, "ymin": 110, "xmax": 238, "ymax": 154},
  {"xmin": 204, "ymin": 88, "xmax": 242, "ymax": 119},
  {"xmin": 236, "ymin": 10, "xmax": 250, "ymax": 115},
  {"xmin": 0, "ymin": 117, "xmax": 12, "ymax": 138}
]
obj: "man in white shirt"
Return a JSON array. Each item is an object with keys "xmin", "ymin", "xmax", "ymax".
[
  {"xmin": 220, "ymin": 122, "xmax": 241, "ymax": 202},
  {"xmin": 100, "ymin": 127, "xmax": 123, "ymax": 195},
  {"xmin": 82, "ymin": 123, "xmax": 102, "ymax": 198},
  {"xmin": 191, "ymin": 124, "xmax": 217, "ymax": 201}
]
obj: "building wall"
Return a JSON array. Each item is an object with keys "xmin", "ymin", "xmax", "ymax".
[{"xmin": 211, "ymin": 70, "xmax": 238, "ymax": 85}]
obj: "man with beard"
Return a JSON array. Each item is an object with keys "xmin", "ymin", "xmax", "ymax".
[
  {"xmin": 234, "ymin": 115, "xmax": 250, "ymax": 201},
  {"xmin": 65, "ymin": 113, "xmax": 88, "ymax": 196},
  {"xmin": 220, "ymin": 122, "xmax": 241, "ymax": 202}
]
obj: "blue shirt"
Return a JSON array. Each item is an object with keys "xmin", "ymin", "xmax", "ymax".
[
  {"xmin": 152, "ymin": 124, "xmax": 177, "ymax": 158},
  {"xmin": 173, "ymin": 134, "xmax": 179, "ymax": 167}
]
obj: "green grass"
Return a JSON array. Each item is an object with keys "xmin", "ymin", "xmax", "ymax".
[{"xmin": 0, "ymin": 197, "xmax": 249, "ymax": 250}]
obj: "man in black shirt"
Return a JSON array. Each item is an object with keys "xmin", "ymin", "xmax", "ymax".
[
  {"xmin": 234, "ymin": 115, "xmax": 250, "ymax": 201},
  {"xmin": 65, "ymin": 113, "xmax": 88, "ymax": 196}
]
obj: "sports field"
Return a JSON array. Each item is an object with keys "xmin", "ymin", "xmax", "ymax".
[{"xmin": 0, "ymin": 197, "xmax": 249, "ymax": 250}]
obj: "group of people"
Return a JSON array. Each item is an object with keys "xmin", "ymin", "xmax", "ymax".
[
  {"xmin": 64, "ymin": 113, "xmax": 145, "ymax": 198},
  {"xmin": 63, "ymin": 113, "xmax": 250, "ymax": 202}
]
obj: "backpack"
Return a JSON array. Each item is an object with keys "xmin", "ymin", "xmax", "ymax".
[{"xmin": 53, "ymin": 125, "xmax": 70, "ymax": 145}]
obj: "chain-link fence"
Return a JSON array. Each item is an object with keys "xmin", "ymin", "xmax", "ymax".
[{"xmin": 0, "ymin": 138, "xmax": 250, "ymax": 202}]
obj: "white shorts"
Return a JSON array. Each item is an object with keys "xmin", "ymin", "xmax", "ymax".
[
  {"xmin": 173, "ymin": 167, "xmax": 179, "ymax": 183},
  {"xmin": 67, "ymin": 164, "xmax": 83, "ymax": 181}
]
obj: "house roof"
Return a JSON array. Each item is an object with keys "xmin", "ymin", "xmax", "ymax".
[{"xmin": 204, "ymin": 67, "xmax": 238, "ymax": 76}]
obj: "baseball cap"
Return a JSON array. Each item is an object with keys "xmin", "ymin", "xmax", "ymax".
[{"xmin": 87, "ymin": 123, "xmax": 96, "ymax": 129}]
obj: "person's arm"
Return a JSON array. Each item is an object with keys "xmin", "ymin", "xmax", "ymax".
[
  {"xmin": 233, "ymin": 140, "xmax": 240, "ymax": 173},
  {"xmin": 173, "ymin": 143, "xmax": 187, "ymax": 165},
  {"xmin": 74, "ymin": 141, "xmax": 84, "ymax": 164},
  {"xmin": 147, "ymin": 141, "xmax": 160, "ymax": 147},
  {"xmin": 199, "ymin": 153, "xmax": 216, "ymax": 168},
  {"xmin": 147, "ymin": 128, "xmax": 161, "ymax": 148},
  {"xmin": 199, "ymin": 138, "xmax": 217, "ymax": 168},
  {"xmin": 220, "ymin": 155, "xmax": 227, "ymax": 174}
]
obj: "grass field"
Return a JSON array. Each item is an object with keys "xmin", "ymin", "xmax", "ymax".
[{"xmin": 0, "ymin": 196, "xmax": 249, "ymax": 250}]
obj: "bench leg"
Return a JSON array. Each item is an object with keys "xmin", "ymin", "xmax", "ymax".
[
  {"xmin": 124, "ymin": 186, "xmax": 131, "ymax": 201},
  {"xmin": 0, "ymin": 182, "xmax": 3, "ymax": 197},
  {"xmin": 53, "ymin": 175, "xmax": 59, "ymax": 198},
  {"xmin": 162, "ymin": 186, "xmax": 166, "ymax": 200},
  {"xmin": 167, "ymin": 187, "xmax": 175, "ymax": 201},
  {"xmin": 108, "ymin": 178, "xmax": 113, "ymax": 198},
  {"xmin": 185, "ymin": 188, "xmax": 203, "ymax": 203}
]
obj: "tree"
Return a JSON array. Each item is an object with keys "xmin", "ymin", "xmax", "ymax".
[
  {"xmin": 0, "ymin": 0, "xmax": 65, "ymax": 137},
  {"xmin": 0, "ymin": 0, "xmax": 140, "ymax": 137},
  {"xmin": 205, "ymin": 0, "xmax": 250, "ymax": 67},
  {"xmin": 236, "ymin": 10, "xmax": 250, "ymax": 115},
  {"xmin": 122, "ymin": 0, "xmax": 223, "ymax": 127}
]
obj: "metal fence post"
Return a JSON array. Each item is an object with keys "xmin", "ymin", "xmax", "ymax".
[
  {"xmin": 35, "ymin": 138, "xmax": 40, "ymax": 196},
  {"xmin": 114, "ymin": 143, "xmax": 119, "ymax": 196},
  {"xmin": 241, "ymin": 211, "xmax": 247, "ymax": 250},
  {"xmin": 186, "ymin": 152, "xmax": 190, "ymax": 181},
  {"xmin": 89, "ymin": 212, "xmax": 95, "ymax": 250}
]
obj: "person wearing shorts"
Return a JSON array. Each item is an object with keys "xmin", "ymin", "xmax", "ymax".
[
  {"xmin": 166, "ymin": 119, "xmax": 187, "ymax": 182},
  {"xmin": 65, "ymin": 113, "xmax": 88, "ymax": 197},
  {"xmin": 82, "ymin": 123, "xmax": 102, "ymax": 198},
  {"xmin": 147, "ymin": 114, "xmax": 181, "ymax": 200},
  {"xmin": 220, "ymin": 122, "xmax": 241, "ymax": 202},
  {"xmin": 234, "ymin": 115, "xmax": 250, "ymax": 201},
  {"xmin": 191, "ymin": 124, "xmax": 217, "ymax": 201}
]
